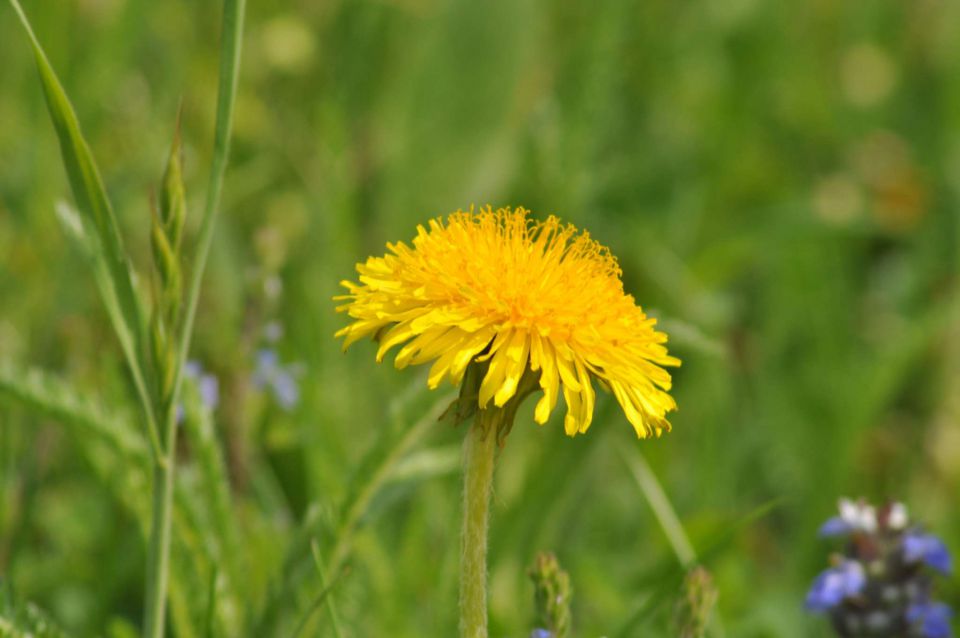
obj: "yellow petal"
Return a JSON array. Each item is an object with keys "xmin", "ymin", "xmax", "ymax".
[
  {"xmin": 337, "ymin": 320, "xmax": 386, "ymax": 350},
  {"xmin": 575, "ymin": 357, "xmax": 595, "ymax": 433},
  {"xmin": 376, "ymin": 321, "xmax": 419, "ymax": 362},
  {"xmin": 494, "ymin": 331, "xmax": 530, "ymax": 407},
  {"xmin": 534, "ymin": 339, "xmax": 560, "ymax": 425},
  {"xmin": 562, "ymin": 382, "xmax": 582, "ymax": 436},
  {"xmin": 427, "ymin": 343, "xmax": 469, "ymax": 389},
  {"xmin": 478, "ymin": 335, "xmax": 512, "ymax": 407},
  {"xmin": 449, "ymin": 327, "xmax": 497, "ymax": 385},
  {"xmin": 394, "ymin": 326, "xmax": 457, "ymax": 368},
  {"xmin": 554, "ymin": 351, "xmax": 581, "ymax": 393}
]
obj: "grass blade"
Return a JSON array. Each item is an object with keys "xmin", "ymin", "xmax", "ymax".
[
  {"xmin": 611, "ymin": 498, "xmax": 781, "ymax": 638},
  {"xmin": 7, "ymin": 0, "xmax": 159, "ymax": 454},
  {"xmin": 620, "ymin": 444, "xmax": 697, "ymax": 568},
  {"xmin": 173, "ymin": 0, "xmax": 246, "ymax": 405},
  {"xmin": 54, "ymin": 202, "xmax": 163, "ymax": 458},
  {"xmin": 6, "ymin": 0, "xmax": 144, "ymax": 329},
  {"xmin": 308, "ymin": 540, "xmax": 345, "ymax": 638},
  {"xmin": 329, "ymin": 392, "xmax": 453, "ymax": 574},
  {"xmin": 290, "ymin": 541, "xmax": 348, "ymax": 638},
  {"xmin": 256, "ymin": 393, "xmax": 452, "ymax": 635}
]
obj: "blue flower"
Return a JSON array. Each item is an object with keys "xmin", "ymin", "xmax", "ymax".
[
  {"xmin": 818, "ymin": 516, "xmax": 852, "ymax": 537},
  {"xmin": 904, "ymin": 532, "xmax": 953, "ymax": 574},
  {"xmin": 907, "ymin": 601, "xmax": 953, "ymax": 638},
  {"xmin": 183, "ymin": 360, "xmax": 219, "ymax": 410},
  {"xmin": 263, "ymin": 321, "xmax": 284, "ymax": 343},
  {"xmin": 253, "ymin": 348, "xmax": 301, "ymax": 411},
  {"xmin": 818, "ymin": 498, "xmax": 881, "ymax": 537},
  {"xmin": 805, "ymin": 561, "xmax": 866, "ymax": 611},
  {"xmin": 529, "ymin": 630, "xmax": 553, "ymax": 638}
]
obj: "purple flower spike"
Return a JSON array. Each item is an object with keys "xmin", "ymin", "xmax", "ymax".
[
  {"xmin": 808, "ymin": 499, "xmax": 954, "ymax": 635},
  {"xmin": 904, "ymin": 532, "xmax": 953, "ymax": 574},
  {"xmin": 907, "ymin": 601, "xmax": 953, "ymax": 638},
  {"xmin": 805, "ymin": 561, "xmax": 866, "ymax": 611},
  {"xmin": 530, "ymin": 630, "xmax": 553, "ymax": 638}
]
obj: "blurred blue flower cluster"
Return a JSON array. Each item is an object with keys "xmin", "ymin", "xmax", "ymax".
[
  {"xmin": 176, "ymin": 360, "xmax": 219, "ymax": 423},
  {"xmin": 184, "ymin": 360, "xmax": 220, "ymax": 411},
  {"xmin": 253, "ymin": 348, "xmax": 301, "ymax": 411},
  {"xmin": 807, "ymin": 498, "xmax": 953, "ymax": 637}
]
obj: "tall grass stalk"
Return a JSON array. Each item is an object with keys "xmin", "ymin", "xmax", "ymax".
[
  {"xmin": 4, "ymin": 0, "xmax": 245, "ymax": 632},
  {"xmin": 142, "ymin": 1, "xmax": 246, "ymax": 636}
]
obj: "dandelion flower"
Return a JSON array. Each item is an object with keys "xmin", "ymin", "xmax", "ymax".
[{"xmin": 335, "ymin": 206, "xmax": 680, "ymax": 438}]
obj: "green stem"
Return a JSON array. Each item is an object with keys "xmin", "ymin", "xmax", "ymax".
[
  {"xmin": 176, "ymin": 0, "xmax": 245, "ymax": 374},
  {"xmin": 460, "ymin": 409, "xmax": 499, "ymax": 638},
  {"xmin": 141, "ymin": 1, "xmax": 245, "ymax": 636},
  {"xmin": 308, "ymin": 540, "xmax": 345, "ymax": 638},
  {"xmin": 143, "ymin": 409, "xmax": 178, "ymax": 638}
]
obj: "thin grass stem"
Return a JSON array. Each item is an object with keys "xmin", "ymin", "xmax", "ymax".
[
  {"xmin": 142, "ymin": 1, "xmax": 246, "ymax": 636},
  {"xmin": 310, "ymin": 540, "xmax": 345, "ymax": 638},
  {"xmin": 291, "ymin": 543, "xmax": 348, "ymax": 638}
]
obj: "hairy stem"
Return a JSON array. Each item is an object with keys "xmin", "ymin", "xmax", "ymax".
[{"xmin": 460, "ymin": 409, "xmax": 499, "ymax": 638}]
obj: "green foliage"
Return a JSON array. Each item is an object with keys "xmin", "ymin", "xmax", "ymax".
[
  {"xmin": 1, "ymin": 0, "xmax": 959, "ymax": 636},
  {"xmin": 0, "ymin": 363, "xmax": 145, "ymax": 463},
  {"xmin": 4, "ymin": 0, "xmax": 159, "ymax": 459},
  {"xmin": 4, "ymin": 0, "xmax": 148, "ymax": 374},
  {"xmin": 0, "ymin": 589, "xmax": 69, "ymax": 638}
]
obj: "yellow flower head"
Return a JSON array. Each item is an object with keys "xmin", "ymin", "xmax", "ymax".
[{"xmin": 335, "ymin": 206, "xmax": 680, "ymax": 438}]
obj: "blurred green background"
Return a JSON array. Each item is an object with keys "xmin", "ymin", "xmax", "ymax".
[{"xmin": 2, "ymin": 0, "xmax": 959, "ymax": 635}]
